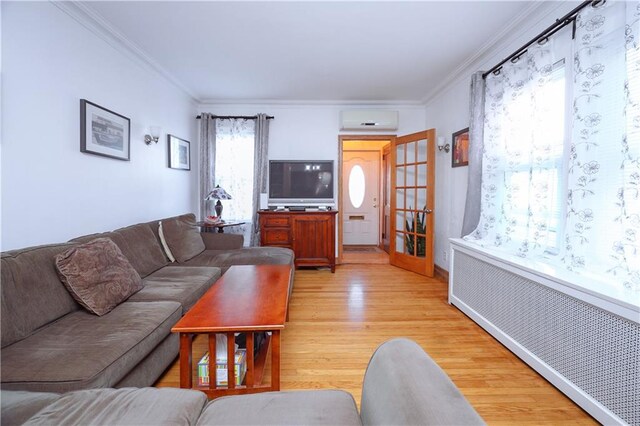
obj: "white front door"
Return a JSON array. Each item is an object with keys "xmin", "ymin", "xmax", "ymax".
[{"xmin": 343, "ymin": 151, "xmax": 380, "ymax": 245}]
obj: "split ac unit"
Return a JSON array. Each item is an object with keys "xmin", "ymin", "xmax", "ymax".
[{"xmin": 340, "ymin": 110, "xmax": 399, "ymax": 131}]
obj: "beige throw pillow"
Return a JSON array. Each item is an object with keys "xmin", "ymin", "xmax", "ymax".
[
  {"xmin": 55, "ymin": 238, "xmax": 143, "ymax": 316},
  {"xmin": 161, "ymin": 217, "xmax": 206, "ymax": 263}
]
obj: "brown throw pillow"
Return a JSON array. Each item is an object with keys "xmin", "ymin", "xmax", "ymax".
[
  {"xmin": 160, "ymin": 217, "xmax": 206, "ymax": 263},
  {"xmin": 55, "ymin": 238, "xmax": 143, "ymax": 316}
]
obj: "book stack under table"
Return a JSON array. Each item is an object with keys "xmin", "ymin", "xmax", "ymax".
[{"xmin": 198, "ymin": 349, "xmax": 247, "ymax": 387}]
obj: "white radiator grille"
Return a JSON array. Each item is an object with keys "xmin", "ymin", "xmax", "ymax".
[{"xmin": 452, "ymin": 250, "xmax": 640, "ymax": 425}]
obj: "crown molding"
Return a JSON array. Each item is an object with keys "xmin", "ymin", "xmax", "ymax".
[
  {"xmin": 421, "ymin": 1, "xmax": 569, "ymax": 105},
  {"xmin": 51, "ymin": 1, "xmax": 199, "ymax": 104},
  {"xmin": 198, "ymin": 98, "xmax": 426, "ymax": 107}
]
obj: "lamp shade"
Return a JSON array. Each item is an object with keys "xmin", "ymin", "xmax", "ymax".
[{"xmin": 205, "ymin": 185, "xmax": 232, "ymax": 200}]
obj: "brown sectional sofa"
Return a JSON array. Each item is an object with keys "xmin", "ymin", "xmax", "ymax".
[{"xmin": 1, "ymin": 213, "xmax": 294, "ymax": 393}]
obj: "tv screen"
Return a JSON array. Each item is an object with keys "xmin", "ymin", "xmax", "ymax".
[{"xmin": 269, "ymin": 160, "xmax": 334, "ymax": 202}]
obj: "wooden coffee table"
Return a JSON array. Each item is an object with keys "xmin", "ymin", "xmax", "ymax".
[{"xmin": 171, "ymin": 265, "xmax": 291, "ymax": 399}]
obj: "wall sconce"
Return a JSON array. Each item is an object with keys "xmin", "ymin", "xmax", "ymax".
[
  {"xmin": 437, "ymin": 136, "xmax": 450, "ymax": 153},
  {"xmin": 144, "ymin": 126, "xmax": 161, "ymax": 145}
]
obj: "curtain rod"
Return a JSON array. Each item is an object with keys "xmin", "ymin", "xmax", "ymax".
[
  {"xmin": 196, "ymin": 114, "xmax": 274, "ymax": 120},
  {"xmin": 482, "ymin": 0, "xmax": 598, "ymax": 79}
]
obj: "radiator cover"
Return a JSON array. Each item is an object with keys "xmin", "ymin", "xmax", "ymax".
[{"xmin": 450, "ymin": 244, "xmax": 639, "ymax": 425}]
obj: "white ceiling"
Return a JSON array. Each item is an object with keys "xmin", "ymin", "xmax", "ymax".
[{"xmin": 82, "ymin": 1, "xmax": 537, "ymax": 104}]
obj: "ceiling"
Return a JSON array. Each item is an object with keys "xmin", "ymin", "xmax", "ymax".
[{"xmin": 82, "ymin": 1, "xmax": 537, "ymax": 104}]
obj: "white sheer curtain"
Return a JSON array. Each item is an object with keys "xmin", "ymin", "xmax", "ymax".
[
  {"xmin": 466, "ymin": 1, "xmax": 640, "ymax": 295},
  {"xmin": 466, "ymin": 29, "xmax": 570, "ymax": 258},
  {"xmin": 214, "ymin": 119, "xmax": 255, "ymax": 245},
  {"xmin": 563, "ymin": 1, "xmax": 639, "ymax": 291}
]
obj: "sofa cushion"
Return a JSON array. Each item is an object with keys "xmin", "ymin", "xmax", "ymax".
[
  {"xmin": 55, "ymin": 238, "xmax": 143, "ymax": 316},
  {"xmin": 184, "ymin": 247, "xmax": 294, "ymax": 272},
  {"xmin": 144, "ymin": 213, "xmax": 196, "ymax": 252},
  {"xmin": 197, "ymin": 390, "xmax": 362, "ymax": 426},
  {"xmin": 70, "ymin": 223, "xmax": 168, "ymax": 278},
  {"xmin": 0, "ymin": 301, "xmax": 181, "ymax": 393},
  {"xmin": 22, "ymin": 388, "xmax": 207, "ymax": 426},
  {"xmin": 1, "ymin": 390, "xmax": 61, "ymax": 426},
  {"xmin": 128, "ymin": 266, "xmax": 221, "ymax": 313},
  {"xmin": 1, "ymin": 243, "xmax": 80, "ymax": 348},
  {"xmin": 114, "ymin": 333, "xmax": 179, "ymax": 388},
  {"xmin": 161, "ymin": 216, "xmax": 206, "ymax": 263}
]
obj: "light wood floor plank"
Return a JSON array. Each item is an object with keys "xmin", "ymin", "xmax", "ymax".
[{"xmin": 155, "ymin": 264, "xmax": 596, "ymax": 424}]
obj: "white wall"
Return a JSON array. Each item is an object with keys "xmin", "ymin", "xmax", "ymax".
[
  {"xmin": 427, "ymin": 1, "xmax": 579, "ymax": 271},
  {"xmin": 198, "ymin": 103, "xmax": 427, "ymax": 206},
  {"xmin": 1, "ymin": 2, "xmax": 198, "ymax": 250}
]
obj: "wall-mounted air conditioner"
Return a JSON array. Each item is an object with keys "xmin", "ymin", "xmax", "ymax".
[{"xmin": 340, "ymin": 110, "xmax": 399, "ymax": 131}]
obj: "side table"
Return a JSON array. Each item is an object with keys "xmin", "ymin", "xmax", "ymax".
[{"xmin": 196, "ymin": 221, "xmax": 245, "ymax": 233}]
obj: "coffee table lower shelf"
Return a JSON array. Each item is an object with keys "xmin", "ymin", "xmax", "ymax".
[{"xmin": 178, "ymin": 330, "xmax": 280, "ymax": 399}]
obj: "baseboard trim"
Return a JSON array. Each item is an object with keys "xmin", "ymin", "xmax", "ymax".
[{"xmin": 434, "ymin": 264, "xmax": 449, "ymax": 282}]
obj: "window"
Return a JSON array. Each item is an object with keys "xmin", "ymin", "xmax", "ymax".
[
  {"xmin": 503, "ymin": 59, "xmax": 567, "ymax": 252},
  {"xmin": 474, "ymin": 32, "xmax": 573, "ymax": 258},
  {"xmin": 214, "ymin": 119, "xmax": 255, "ymax": 222},
  {"xmin": 348, "ymin": 164, "xmax": 365, "ymax": 209}
]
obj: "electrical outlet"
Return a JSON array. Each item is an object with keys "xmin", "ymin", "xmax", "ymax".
[{"xmin": 442, "ymin": 250, "xmax": 448, "ymax": 263}]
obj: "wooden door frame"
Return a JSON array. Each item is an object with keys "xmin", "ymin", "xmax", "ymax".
[
  {"xmin": 381, "ymin": 143, "xmax": 392, "ymax": 253},
  {"xmin": 337, "ymin": 134, "xmax": 396, "ymax": 265}
]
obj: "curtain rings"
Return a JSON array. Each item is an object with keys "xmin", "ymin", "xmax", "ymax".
[
  {"xmin": 492, "ymin": 67, "xmax": 502, "ymax": 76},
  {"xmin": 510, "ymin": 50, "xmax": 527, "ymax": 64},
  {"xmin": 591, "ymin": 0, "xmax": 605, "ymax": 8},
  {"xmin": 537, "ymin": 36, "xmax": 549, "ymax": 46}
]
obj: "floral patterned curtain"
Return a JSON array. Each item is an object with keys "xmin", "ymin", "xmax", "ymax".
[
  {"xmin": 563, "ymin": 1, "xmax": 639, "ymax": 291},
  {"xmin": 466, "ymin": 1, "xmax": 640, "ymax": 295},
  {"xmin": 465, "ymin": 30, "xmax": 569, "ymax": 258}
]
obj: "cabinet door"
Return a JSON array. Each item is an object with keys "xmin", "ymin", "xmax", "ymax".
[{"xmin": 292, "ymin": 215, "xmax": 332, "ymax": 263}]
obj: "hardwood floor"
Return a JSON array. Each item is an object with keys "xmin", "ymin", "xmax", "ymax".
[
  {"xmin": 155, "ymin": 264, "xmax": 596, "ymax": 425},
  {"xmin": 341, "ymin": 246, "xmax": 389, "ymax": 264}
]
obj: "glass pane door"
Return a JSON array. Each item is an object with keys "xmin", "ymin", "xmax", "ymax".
[{"xmin": 390, "ymin": 130, "xmax": 435, "ymax": 276}]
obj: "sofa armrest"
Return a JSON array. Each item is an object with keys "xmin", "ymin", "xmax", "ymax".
[
  {"xmin": 200, "ymin": 232, "xmax": 244, "ymax": 250},
  {"xmin": 360, "ymin": 338, "xmax": 485, "ymax": 425}
]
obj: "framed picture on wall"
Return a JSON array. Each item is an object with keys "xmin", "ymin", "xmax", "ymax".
[
  {"xmin": 452, "ymin": 127, "xmax": 469, "ymax": 168},
  {"xmin": 168, "ymin": 135, "xmax": 191, "ymax": 170},
  {"xmin": 80, "ymin": 99, "xmax": 131, "ymax": 161}
]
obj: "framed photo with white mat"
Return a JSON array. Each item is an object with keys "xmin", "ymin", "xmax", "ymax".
[
  {"xmin": 80, "ymin": 99, "xmax": 130, "ymax": 161},
  {"xmin": 168, "ymin": 134, "xmax": 191, "ymax": 170}
]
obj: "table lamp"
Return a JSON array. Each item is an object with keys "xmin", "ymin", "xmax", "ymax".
[{"xmin": 205, "ymin": 185, "xmax": 232, "ymax": 219}]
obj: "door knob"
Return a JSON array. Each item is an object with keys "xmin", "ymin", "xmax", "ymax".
[
  {"xmin": 424, "ymin": 209, "xmax": 433, "ymax": 214},
  {"xmin": 373, "ymin": 204, "xmax": 378, "ymax": 208}
]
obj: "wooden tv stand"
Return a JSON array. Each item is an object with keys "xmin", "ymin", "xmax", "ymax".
[{"xmin": 258, "ymin": 210, "xmax": 337, "ymax": 272}]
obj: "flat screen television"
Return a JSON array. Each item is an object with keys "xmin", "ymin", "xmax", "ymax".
[{"xmin": 269, "ymin": 160, "xmax": 334, "ymax": 205}]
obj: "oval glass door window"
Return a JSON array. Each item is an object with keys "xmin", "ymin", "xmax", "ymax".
[{"xmin": 348, "ymin": 165, "xmax": 366, "ymax": 209}]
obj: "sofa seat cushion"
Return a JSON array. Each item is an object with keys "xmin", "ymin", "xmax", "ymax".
[
  {"xmin": 128, "ymin": 266, "xmax": 221, "ymax": 313},
  {"xmin": 21, "ymin": 388, "xmax": 207, "ymax": 426},
  {"xmin": 184, "ymin": 247, "xmax": 294, "ymax": 272},
  {"xmin": 197, "ymin": 390, "xmax": 362, "ymax": 426},
  {"xmin": 0, "ymin": 301, "xmax": 181, "ymax": 393}
]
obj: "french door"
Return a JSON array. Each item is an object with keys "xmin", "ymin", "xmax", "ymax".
[{"xmin": 390, "ymin": 130, "xmax": 435, "ymax": 276}]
